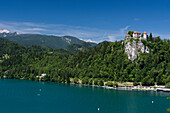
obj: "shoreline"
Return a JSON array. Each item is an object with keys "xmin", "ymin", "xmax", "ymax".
[
  {"xmin": 70, "ymin": 83, "xmax": 170, "ymax": 92},
  {"xmin": 1, "ymin": 78, "xmax": 170, "ymax": 92}
]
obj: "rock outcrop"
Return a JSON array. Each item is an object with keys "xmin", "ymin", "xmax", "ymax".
[{"xmin": 125, "ymin": 34, "xmax": 149, "ymax": 61}]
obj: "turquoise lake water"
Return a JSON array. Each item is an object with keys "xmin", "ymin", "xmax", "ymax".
[{"xmin": 0, "ymin": 79, "xmax": 169, "ymax": 113}]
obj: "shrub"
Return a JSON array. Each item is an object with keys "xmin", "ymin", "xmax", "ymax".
[
  {"xmin": 113, "ymin": 82, "xmax": 118, "ymax": 87},
  {"xmin": 133, "ymin": 81, "xmax": 139, "ymax": 86},
  {"xmin": 106, "ymin": 81, "xmax": 113, "ymax": 87},
  {"xmin": 165, "ymin": 82, "xmax": 170, "ymax": 88},
  {"xmin": 153, "ymin": 85, "xmax": 157, "ymax": 89}
]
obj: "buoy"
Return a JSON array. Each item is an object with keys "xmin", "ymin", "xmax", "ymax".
[
  {"xmin": 40, "ymin": 89, "xmax": 41, "ymax": 91},
  {"xmin": 152, "ymin": 101, "xmax": 154, "ymax": 103},
  {"xmin": 98, "ymin": 108, "xmax": 100, "ymax": 111},
  {"xmin": 37, "ymin": 94, "xmax": 40, "ymax": 96}
]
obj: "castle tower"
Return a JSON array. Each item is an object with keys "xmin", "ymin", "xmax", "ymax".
[
  {"xmin": 143, "ymin": 31, "xmax": 148, "ymax": 40},
  {"xmin": 133, "ymin": 31, "xmax": 141, "ymax": 38}
]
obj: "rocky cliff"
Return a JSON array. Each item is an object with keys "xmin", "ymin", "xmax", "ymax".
[{"xmin": 124, "ymin": 35, "xmax": 149, "ymax": 61}]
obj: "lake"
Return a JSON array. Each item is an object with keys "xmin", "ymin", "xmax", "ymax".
[{"xmin": 0, "ymin": 79, "xmax": 169, "ymax": 113}]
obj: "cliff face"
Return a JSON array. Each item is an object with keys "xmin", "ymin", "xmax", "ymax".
[{"xmin": 125, "ymin": 36, "xmax": 149, "ymax": 61}]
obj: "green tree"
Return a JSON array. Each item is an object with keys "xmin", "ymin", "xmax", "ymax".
[
  {"xmin": 149, "ymin": 33, "xmax": 153, "ymax": 42},
  {"xmin": 74, "ymin": 77, "xmax": 78, "ymax": 84},
  {"xmin": 82, "ymin": 78, "xmax": 88, "ymax": 84},
  {"xmin": 94, "ymin": 79, "xmax": 98, "ymax": 85},
  {"xmin": 128, "ymin": 31, "xmax": 134, "ymax": 37},
  {"xmin": 88, "ymin": 79, "xmax": 93, "ymax": 85},
  {"xmin": 99, "ymin": 80, "xmax": 104, "ymax": 86}
]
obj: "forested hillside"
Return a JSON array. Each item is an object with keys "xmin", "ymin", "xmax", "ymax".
[
  {"xmin": 1, "ymin": 33, "xmax": 93, "ymax": 49},
  {"xmin": 65, "ymin": 42, "xmax": 93, "ymax": 53},
  {"xmin": 0, "ymin": 37, "xmax": 26, "ymax": 56},
  {"xmin": 0, "ymin": 37, "xmax": 72, "ymax": 60},
  {"xmin": 0, "ymin": 37, "xmax": 169, "ymax": 86}
]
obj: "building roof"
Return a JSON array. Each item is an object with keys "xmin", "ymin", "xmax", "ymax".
[
  {"xmin": 133, "ymin": 31, "xmax": 141, "ymax": 34},
  {"xmin": 143, "ymin": 31, "xmax": 147, "ymax": 34}
]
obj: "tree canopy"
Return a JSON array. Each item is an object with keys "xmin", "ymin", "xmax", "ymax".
[{"xmin": 0, "ymin": 37, "xmax": 169, "ymax": 86}]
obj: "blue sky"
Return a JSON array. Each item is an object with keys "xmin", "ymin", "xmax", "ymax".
[{"xmin": 0, "ymin": 0, "xmax": 170, "ymax": 43}]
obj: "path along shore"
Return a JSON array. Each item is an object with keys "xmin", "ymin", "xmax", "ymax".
[
  {"xmin": 105, "ymin": 85, "xmax": 170, "ymax": 92},
  {"xmin": 70, "ymin": 83, "xmax": 170, "ymax": 92}
]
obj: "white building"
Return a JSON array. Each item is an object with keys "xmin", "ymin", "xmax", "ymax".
[
  {"xmin": 143, "ymin": 31, "xmax": 148, "ymax": 40},
  {"xmin": 133, "ymin": 31, "xmax": 141, "ymax": 38},
  {"xmin": 132, "ymin": 31, "xmax": 148, "ymax": 41}
]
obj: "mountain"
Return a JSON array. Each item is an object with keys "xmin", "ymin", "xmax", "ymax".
[
  {"xmin": 0, "ymin": 37, "xmax": 71, "ymax": 58},
  {"xmin": 0, "ymin": 32, "xmax": 19, "ymax": 37},
  {"xmin": 0, "ymin": 34, "xmax": 95, "ymax": 56},
  {"xmin": 0, "ymin": 29, "xmax": 10, "ymax": 33},
  {"xmin": 0, "ymin": 31, "xmax": 96, "ymax": 49},
  {"xmin": 87, "ymin": 42, "xmax": 97, "ymax": 46}
]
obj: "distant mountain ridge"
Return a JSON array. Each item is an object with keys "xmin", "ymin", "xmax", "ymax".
[
  {"xmin": 0, "ymin": 37, "xmax": 71, "ymax": 57},
  {"xmin": 0, "ymin": 31, "xmax": 97, "ymax": 49},
  {"xmin": 0, "ymin": 32, "xmax": 19, "ymax": 37}
]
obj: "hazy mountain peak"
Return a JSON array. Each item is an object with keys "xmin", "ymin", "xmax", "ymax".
[
  {"xmin": 0, "ymin": 31, "xmax": 19, "ymax": 37},
  {"xmin": 0, "ymin": 29, "xmax": 10, "ymax": 33}
]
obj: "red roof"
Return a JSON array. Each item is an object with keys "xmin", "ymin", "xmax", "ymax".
[
  {"xmin": 133, "ymin": 31, "xmax": 141, "ymax": 34},
  {"xmin": 143, "ymin": 31, "xmax": 147, "ymax": 34}
]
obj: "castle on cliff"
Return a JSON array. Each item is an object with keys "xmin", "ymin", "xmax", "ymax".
[
  {"xmin": 125, "ymin": 31, "xmax": 149, "ymax": 61},
  {"xmin": 126, "ymin": 31, "xmax": 148, "ymax": 40}
]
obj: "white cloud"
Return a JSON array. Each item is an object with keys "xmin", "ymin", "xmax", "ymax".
[
  {"xmin": 120, "ymin": 25, "xmax": 130, "ymax": 33},
  {"xmin": 79, "ymin": 38, "xmax": 97, "ymax": 43},
  {"xmin": 85, "ymin": 39, "xmax": 97, "ymax": 43},
  {"xmin": 0, "ymin": 20, "xmax": 131, "ymax": 43},
  {"xmin": 24, "ymin": 28, "xmax": 46, "ymax": 31},
  {"xmin": 107, "ymin": 26, "xmax": 131, "ymax": 42}
]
